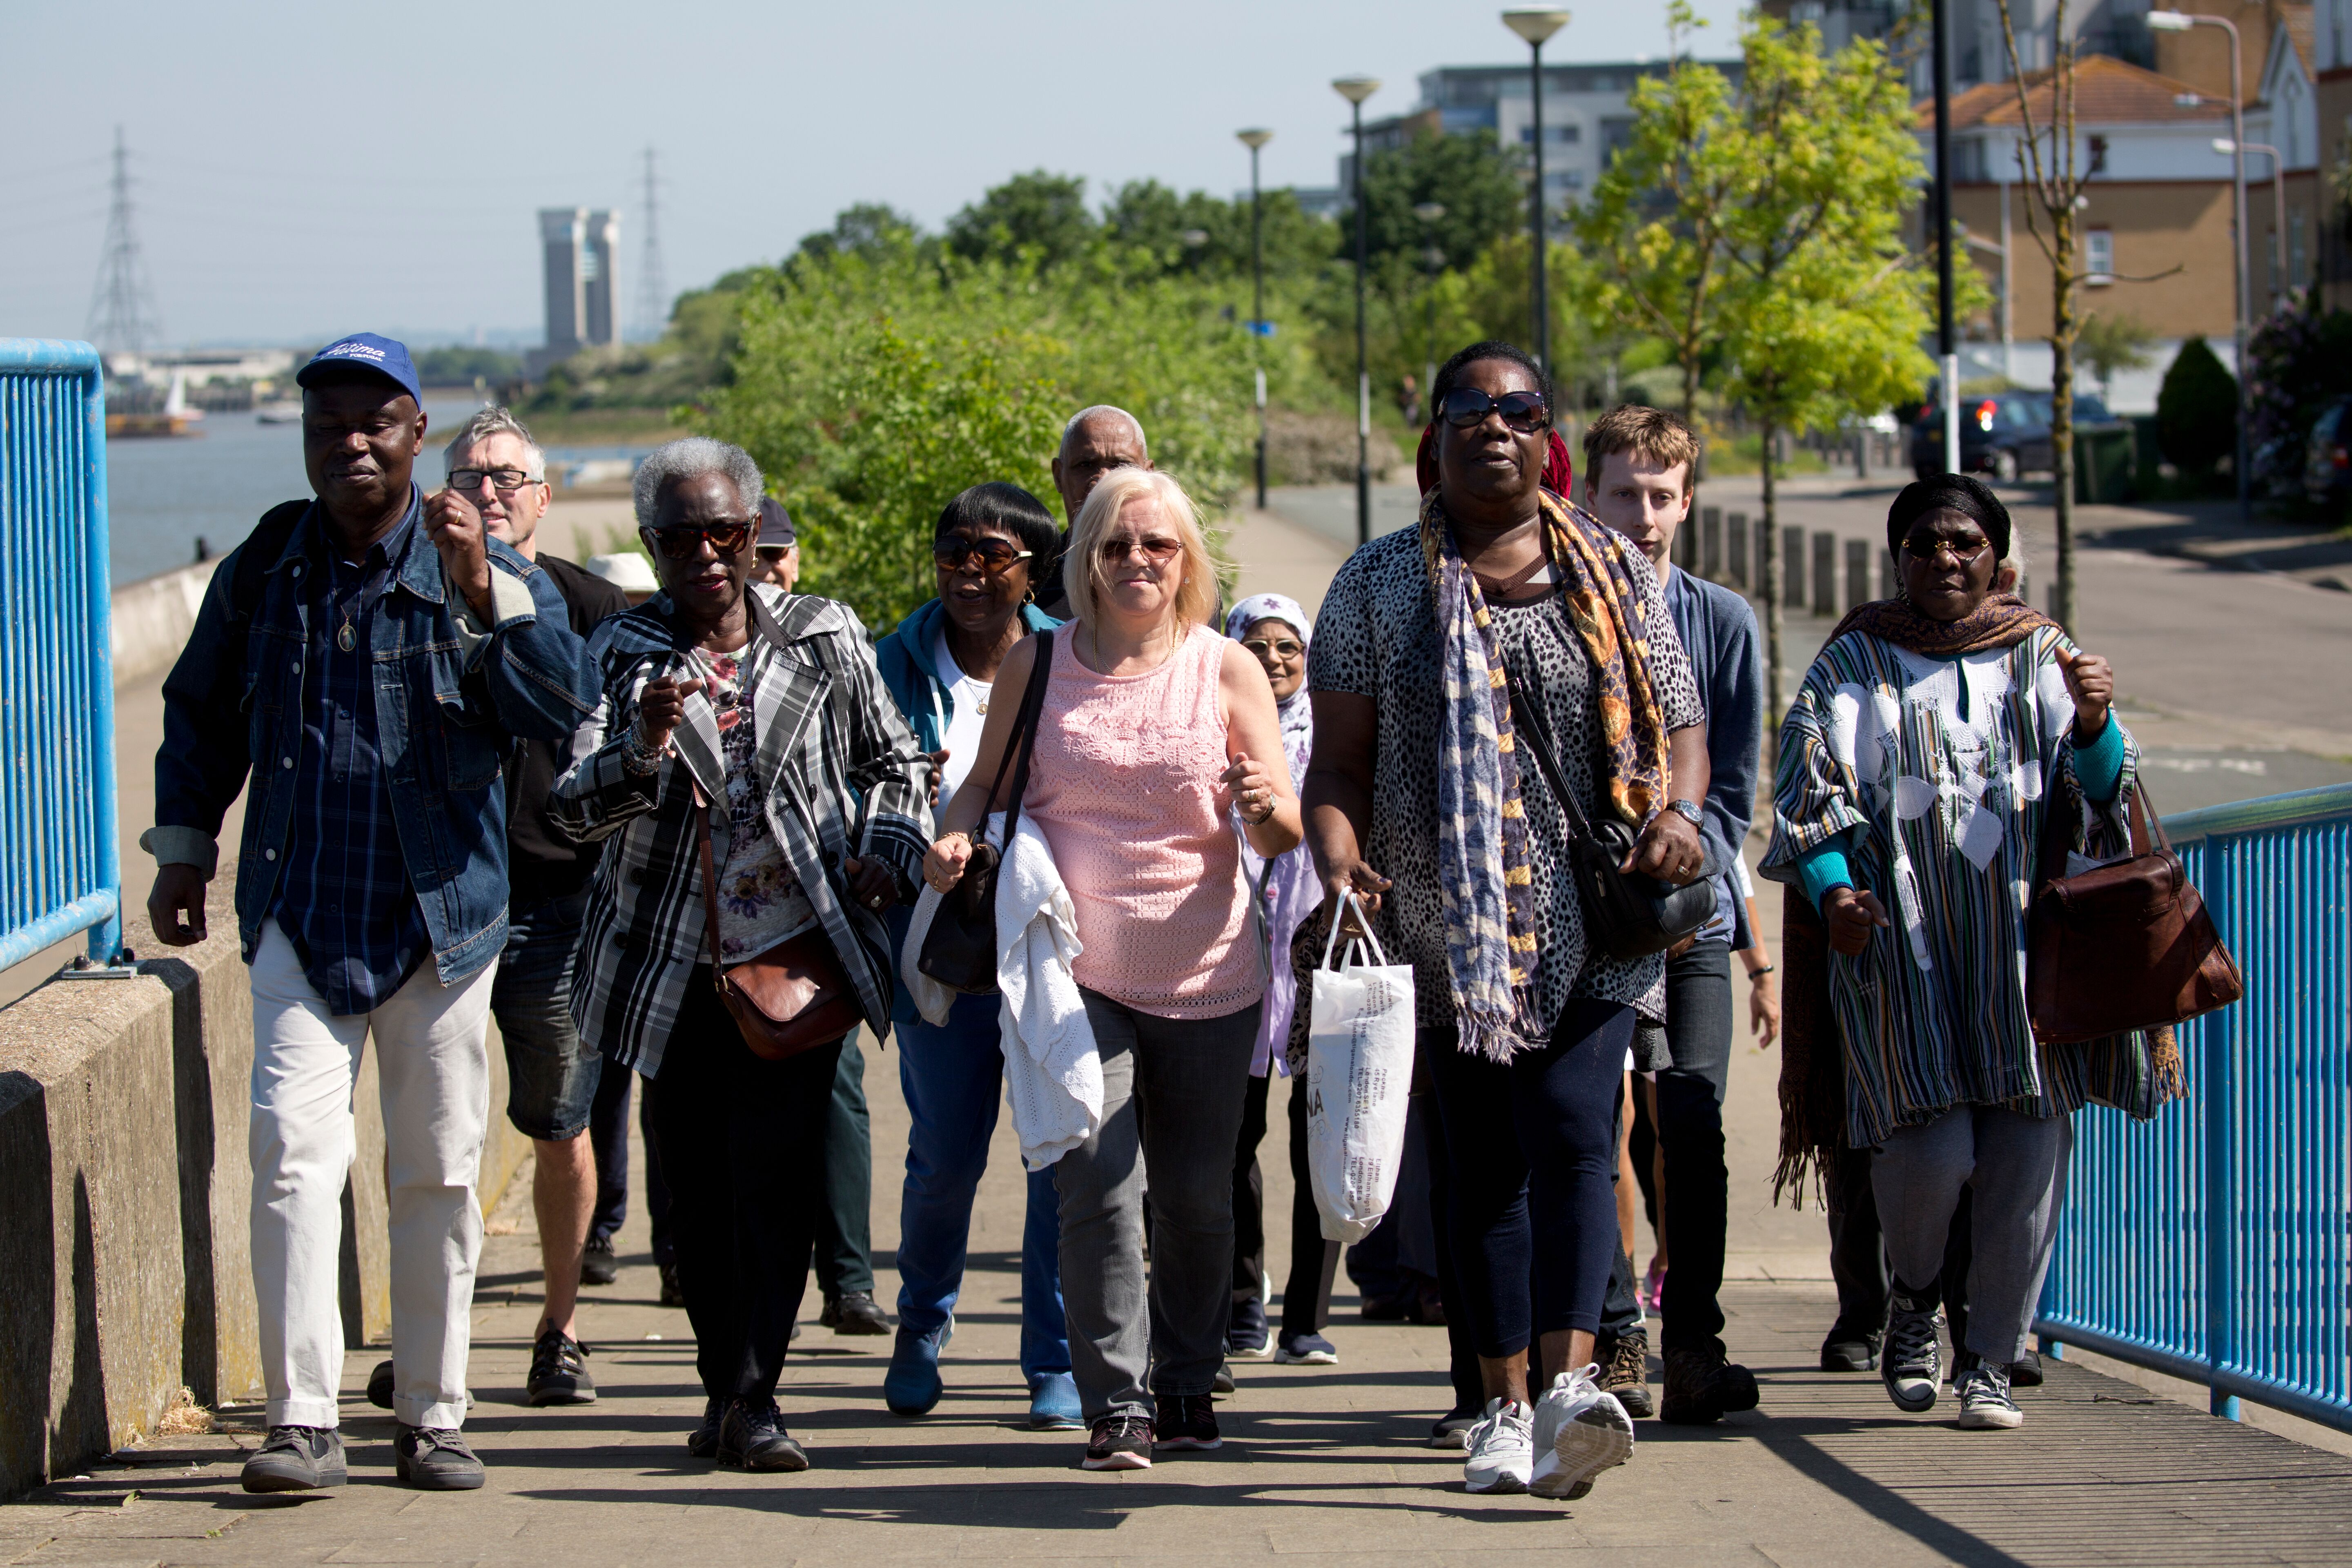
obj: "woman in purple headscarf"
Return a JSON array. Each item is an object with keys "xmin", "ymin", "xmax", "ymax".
[{"xmin": 1218, "ymin": 593, "xmax": 1339, "ymax": 1366}]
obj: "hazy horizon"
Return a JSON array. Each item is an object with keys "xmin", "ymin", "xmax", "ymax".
[{"xmin": 3, "ymin": 0, "xmax": 1743, "ymax": 350}]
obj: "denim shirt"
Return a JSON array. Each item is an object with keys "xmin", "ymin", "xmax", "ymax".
[{"xmin": 149, "ymin": 492, "xmax": 600, "ymax": 991}]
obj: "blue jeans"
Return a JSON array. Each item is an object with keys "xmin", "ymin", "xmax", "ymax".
[
  {"xmin": 493, "ymin": 888, "xmax": 601, "ymax": 1140},
  {"xmin": 894, "ymin": 991, "xmax": 1069, "ymax": 1380}
]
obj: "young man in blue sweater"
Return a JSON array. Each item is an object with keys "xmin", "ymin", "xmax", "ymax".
[{"xmin": 1581, "ymin": 405, "xmax": 1771, "ymax": 1425}]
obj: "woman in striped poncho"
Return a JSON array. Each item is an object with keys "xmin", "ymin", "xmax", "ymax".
[{"xmin": 1762, "ymin": 475, "xmax": 2175, "ymax": 1434}]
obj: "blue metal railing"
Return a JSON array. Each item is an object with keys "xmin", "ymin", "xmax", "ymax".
[
  {"xmin": 2036, "ymin": 781, "xmax": 2352, "ymax": 1432},
  {"xmin": 0, "ymin": 340, "xmax": 120, "ymax": 970}
]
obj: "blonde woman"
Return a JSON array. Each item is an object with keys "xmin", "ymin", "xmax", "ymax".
[{"xmin": 924, "ymin": 466, "xmax": 1302, "ymax": 1469}]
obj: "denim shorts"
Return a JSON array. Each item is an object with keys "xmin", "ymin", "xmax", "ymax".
[{"xmin": 493, "ymin": 886, "xmax": 601, "ymax": 1140}]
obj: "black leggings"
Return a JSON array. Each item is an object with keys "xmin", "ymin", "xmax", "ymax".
[
  {"xmin": 1428, "ymin": 998, "xmax": 1636, "ymax": 1356},
  {"xmin": 646, "ymin": 973, "xmax": 842, "ymax": 1403}
]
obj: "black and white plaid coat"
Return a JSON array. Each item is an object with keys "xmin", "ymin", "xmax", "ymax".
[{"xmin": 550, "ymin": 585, "xmax": 932, "ymax": 1077}]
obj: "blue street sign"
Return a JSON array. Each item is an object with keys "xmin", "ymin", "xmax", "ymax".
[{"xmin": 1245, "ymin": 319, "xmax": 1278, "ymax": 338}]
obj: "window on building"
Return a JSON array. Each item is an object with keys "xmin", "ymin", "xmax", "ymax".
[
  {"xmin": 2085, "ymin": 228, "xmax": 2114, "ymax": 283},
  {"xmin": 2088, "ymin": 135, "xmax": 2109, "ymax": 176},
  {"xmin": 1601, "ymin": 117, "xmax": 1637, "ymax": 167}
]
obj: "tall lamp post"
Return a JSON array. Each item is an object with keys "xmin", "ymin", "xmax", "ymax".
[
  {"xmin": 1503, "ymin": 8, "xmax": 1571, "ymax": 379},
  {"xmin": 1238, "ymin": 128, "xmax": 1274, "ymax": 509},
  {"xmin": 1334, "ymin": 75, "xmax": 1381, "ymax": 547},
  {"xmin": 2149, "ymin": 9, "xmax": 2247, "ymax": 520},
  {"xmin": 2214, "ymin": 138, "xmax": 2287, "ymax": 311},
  {"xmin": 1415, "ymin": 202, "xmax": 1448, "ymax": 417},
  {"xmin": 1933, "ymin": 0, "xmax": 1959, "ymax": 475}
]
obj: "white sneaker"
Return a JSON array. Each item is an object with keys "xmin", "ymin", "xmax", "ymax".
[
  {"xmin": 1529, "ymin": 1365, "xmax": 1636, "ymax": 1501},
  {"xmin": 1462, "ymin": 1396, "xmax": 1535, "ymax": 1494}
]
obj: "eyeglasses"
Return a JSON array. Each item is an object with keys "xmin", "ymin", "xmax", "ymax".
[
  {"xmin": 1097, "ymin": 536, "xmax": 1183, "ymax": 566},
  {"xmin": 1900, "ymin": 533, "xmax": 1993, "ymax": 564},
  {"xmin": 448, "ymin": 467, "xmax": 543, "ymax": 494},
  {"xmin": 933, "ymin": 539, "xmax": 1033, "ymax": 576},
  {"xmin": 1438, "ymin": 388, "xmax": 1550, "ymax": 432},
  {"xmin": 1242, "ymin": 637, "xmax": 1304, "ymax": 661},
  {"xmin": 645, "ymin": 521, "xmax": 756, "ymax": 559}
]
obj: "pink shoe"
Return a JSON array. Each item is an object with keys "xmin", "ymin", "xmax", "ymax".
[{"xmin": 1643, "ymin": 1258, "xmax": 1668, "ymax": 1314}]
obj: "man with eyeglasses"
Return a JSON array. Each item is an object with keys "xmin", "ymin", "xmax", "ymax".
[
  {"xmin": 410, "ymin": 408, "xmax": 628, "ymax": 1409},
  {"xmin": 145, "ymin": 337, "xmax": 598, "ymax": 1493}
]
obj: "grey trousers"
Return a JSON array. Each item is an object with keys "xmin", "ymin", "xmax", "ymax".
[
  {"xmin": 1056, "ymin": 988, "xmax": 1262, "ymax": 1421},
  {"xmin": 1871, "ymin": 1105, "xmax": 2073, "ymax": 1364}
]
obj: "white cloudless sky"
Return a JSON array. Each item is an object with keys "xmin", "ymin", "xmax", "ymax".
[{"xmin": 1, "ymin": 0, "xmax": 1743, "ymax": 348}]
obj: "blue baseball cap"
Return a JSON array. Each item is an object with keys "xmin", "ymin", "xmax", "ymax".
[{"xmin": 296, "ymin": 332, "xmax": 423, "ymax": 404}]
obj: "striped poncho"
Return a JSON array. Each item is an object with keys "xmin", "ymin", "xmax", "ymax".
[{"xmin": 1761, "ymin": 623, "xmax": 2177, "ymax": 1148}]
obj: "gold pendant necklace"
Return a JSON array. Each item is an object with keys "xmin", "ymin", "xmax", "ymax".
[{"xmin": 337, "ymin": 611, "xmax": 357, "ymax": 653}]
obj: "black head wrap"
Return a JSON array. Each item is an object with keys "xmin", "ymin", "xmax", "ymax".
[{"xmin": 1886, "ymin": 473, "xmax": 2011, "ymax": 562}]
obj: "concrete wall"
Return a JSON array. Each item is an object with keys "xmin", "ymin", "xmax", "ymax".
[
  {"xmin": 0, "ymin": 879, "xmax": 533, "ymax": 1498},
  {"xmin": 111, "ymin": 559, "xmax": 216, "ymax": 690}
]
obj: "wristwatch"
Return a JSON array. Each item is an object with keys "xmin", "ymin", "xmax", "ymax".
[{"xmin": 1667, "ymin": 798, "xmax": 1705, "ymax": 828}]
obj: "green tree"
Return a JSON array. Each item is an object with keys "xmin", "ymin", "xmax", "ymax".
[
  {"xmin": 2155, "ymin": 336, "xmax": 2240, "ymax": 479},
  {"xmin": 1710, "ymin": 16, "xmax": 1939, "ymax": 724},
  {"xmin": 797, "ymin": 203, "xmax": 920, "ymax": 263},
  {"xmin": 946, "ymin": 171, "xmax": 1096, "ymax": 268},
  {"xmin": 2078, "ymin": 310, "xmax": 2155, "ymax": 403},
  {"xmin": 1359, "ymin": 128, "xmax": 1522, "ymax": 271}
]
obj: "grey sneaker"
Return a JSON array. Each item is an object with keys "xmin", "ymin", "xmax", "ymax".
[
  {"xmin": 395, "ymin": 1425, "xmax": 484, "ymax": 1490},
  {"xmin": 1528, "ymin": 1365, "xmax": 1636, "ymax": 1501},
  {"xmin": 1881, "ymin": 1289, "xmax": 1944, "ymax": 1414},
  {"xmin": 1462, "ymin": 1396, "xmax": 1534, "ymax": 1494},
  {"xmin": 1955, "ymin": 1361, "xmax": 2025, "ymax": 1429},
  {"xmin": 241, "ymin": 1425, "xmax": 345, "ymax": 1493}
]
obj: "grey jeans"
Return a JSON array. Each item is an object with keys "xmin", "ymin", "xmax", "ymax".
[
  {"xmin": 1056, "ymin": 988, "xmax": 1262, "ymax": 1420},
  {"xmin": 1871, "ymin": 1105, "xmax": 2073, "ymax": 1364}
]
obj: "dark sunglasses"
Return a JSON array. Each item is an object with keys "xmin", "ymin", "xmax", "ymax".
[
  {"xmin": 1098, "ymin": 536, "xmax": 1183, "ymax": 565},
  {"xmin": 645, "ymin": 521, "xmax": 756, "ymax": 559},
  {"xmin": 933, "ymin": 539, "xmax": 1033, "ymax": 576},
  {"xmin": 1900, "ymin": 533, "xmax": 1992, "ymax": 563},
  {"xmin": 1439, "ymin": 388, "xmax": 1550, "ymax": 432}
]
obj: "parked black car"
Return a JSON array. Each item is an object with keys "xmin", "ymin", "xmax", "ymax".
[
  {"xmin": 2302, "ymin": 396, "xmax": 2352, "ymax": 511},
  {"xmin": 1911, "ymin": 390, "xmax": 2123, "ymax": 481}
]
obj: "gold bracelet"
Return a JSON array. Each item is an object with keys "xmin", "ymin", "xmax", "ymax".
[{"xmin": 936, "ymin": 829, "xmax": 972, "ymax": 846}]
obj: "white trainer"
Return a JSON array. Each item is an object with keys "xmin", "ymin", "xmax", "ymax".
[
  {"xmin": 1529, "ymin": 1364, "xmax": 1637, "ymax": 1501},
  {"xmin": 1463, "ymin": 1396, "xmax": 1535, "ymax": 1494}
]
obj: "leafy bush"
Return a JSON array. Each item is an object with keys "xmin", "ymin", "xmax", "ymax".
[
  {"xmin": 2244, "ymin": 292, "xmax": 2352, "ymax": 490},
  {"xmin": 2155, "ymin": 336, "xmax": 2240, "ymax": 477}
]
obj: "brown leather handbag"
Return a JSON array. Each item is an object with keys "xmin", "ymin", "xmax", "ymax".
[
  {"xmin": 692, "ymin": 782, "xmax": 864, "ymax": 1061},
  {"xmin": 2026, "ymin": 775, "xmax": 2243, "ymax": 1045}
]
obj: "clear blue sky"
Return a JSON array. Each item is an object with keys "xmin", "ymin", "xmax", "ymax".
[{"xmin": 1, "ymin": 0, "xmax": 1743, "ymax": 349}]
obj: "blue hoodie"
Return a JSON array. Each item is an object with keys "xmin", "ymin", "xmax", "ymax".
[{"xmin": 871, "ymin": 596, "xmax": 1063, "ymax": 1023}]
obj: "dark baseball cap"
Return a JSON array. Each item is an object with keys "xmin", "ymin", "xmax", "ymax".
[
  {"xmin": 296, "ymin": 332, "xmax": 423, "ymax": 405},
  {"xmin": 758, "ymin": 495, "xmax": 796, "ymax": 550}
]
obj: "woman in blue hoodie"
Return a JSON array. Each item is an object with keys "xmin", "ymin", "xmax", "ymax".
[{"xmin": 871, "ymin": 481, "xmax": 1074, "ymax": 1429}]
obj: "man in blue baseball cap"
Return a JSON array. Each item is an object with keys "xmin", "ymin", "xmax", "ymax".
[{"xmin": 146, "ymin": 330, "xmax": 599, "ymax": 1495}]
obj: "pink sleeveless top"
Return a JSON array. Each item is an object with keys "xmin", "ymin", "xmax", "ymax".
[{"xmin": 1026, "ymin": 621, "xmax": 1263, "ymax": 1020}]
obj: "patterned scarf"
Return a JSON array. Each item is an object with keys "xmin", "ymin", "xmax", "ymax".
[
  {"xmin": 1419, "ymin": 486, "xmax": 1674, "ymax": 1059},
  {"xmin": 1826, "ymin": 591, "xmax": 2054, "ymax": 658}
]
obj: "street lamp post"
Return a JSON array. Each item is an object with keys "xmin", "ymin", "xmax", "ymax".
[
  {"xmin": 1334, "ymin": 76, "xmax": 1381, "ymax": 547},
  {"xmin": 1503, "ymin": 9, "xmax": 1571, "ymax": 379},
  {"xmin": 2150, "ymin": 9, "xmax": 2248, "ymax": 520},
  {"xmin": 1414, "ymin": 202, "xmax": 1447, "ymax": 420},
  {"xmin": 1238, "ymin": 127, "xmax": 1274, "ymax": 510},
  {"xmin": 1933, "ymin": 0, "xmax": 1959, "ymax": 475},
  {"xmin": 2215, "ymin": 138, "xmax": 2287, "ymax": 310}
]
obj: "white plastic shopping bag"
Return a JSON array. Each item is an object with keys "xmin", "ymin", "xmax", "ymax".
[{"xmin": 1303, "ymin": 894, "xmax": 1417, "ymax": 1244}]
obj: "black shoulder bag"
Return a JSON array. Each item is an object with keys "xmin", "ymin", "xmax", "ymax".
[
  {"xmin": 1503, "ymin": 661, "xmax": 1715, "ymax": 961},
  {"xmin": 916, "ymin": 630, "xmax": 1056, "ymax": 994}
]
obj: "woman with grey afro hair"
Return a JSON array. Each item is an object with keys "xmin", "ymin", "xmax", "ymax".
[{"xmin": 633, "ymin": 437, "xmax": 765, "ymax": 528}]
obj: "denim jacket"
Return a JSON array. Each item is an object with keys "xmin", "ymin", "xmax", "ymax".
[{"xmin": 147, "ymin": 497, "xmax": 601, "ymax": 987}]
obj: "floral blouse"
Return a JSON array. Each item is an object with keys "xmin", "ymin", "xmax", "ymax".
[{"xmin": 697, "ymin": 649, "xmax": 817, "ymax": 962}]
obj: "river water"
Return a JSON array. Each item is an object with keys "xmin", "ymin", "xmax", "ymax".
[{"xmin": 103, "ymin": 395, "xmax": 488, "ymax": 586}]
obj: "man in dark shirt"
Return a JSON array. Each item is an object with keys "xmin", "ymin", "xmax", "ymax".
[
  {"xmin": 145, "ymin": 335, "xmax": 597, "ymax": 1494},
  {"xmin": 441, "ymin": 408, "xmax": 626, "ymax": 1403}
]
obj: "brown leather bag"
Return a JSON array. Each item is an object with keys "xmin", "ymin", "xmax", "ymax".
[
  {"xmin": 2026, "ymin": 775, "xmax": 2242, "ymax": 1045},
  {"xmin": 692, "ymin": 783, "xmax": 864, "ymax": 1061}
]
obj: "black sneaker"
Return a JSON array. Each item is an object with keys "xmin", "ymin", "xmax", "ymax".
[
  {"xmin": 820, "ymin": 1290, "xmax": 892, "ymax": 1336},
  {"xmin": 394, "ymin": 1425, "xmax": 484, "ymax": 1491},
  {"xmin": 1153, "ymin": 1392, "xmax": 1222, "ymax": 1452},
  {"xmin": 1820, "ymin": 1328, "xmax": 1880, "ymax": 1373},
  {"xmin": 1881, "ymin": 1288, "xmax": 1944, "ymax": 1414},
  {"xmin": 526, "ymin": 1326, "xmax": 596, "ymax": 1406},
  {"xmin": 366, "ymin": 1359, "xmax": 395, "ymax": 1410},
  {"xmin": 1661, "ymin": 1345, "xmax": 1760, "ymax": 1424},
  {"xmin": 1211, "ymin": 1361, "xmax": 1236, "ymax": 1396},
  {"xmin": 657, "ymin": 1260, "xmax": 686, "ymax": 1308},
  {"xmin": 1227, "ymin": 1295, "xmax": 1272, "ymax": 1360},
  {"xmin": 1430, "ymin": 1403, "xmax": 1480, "ymax": 1449},
  {"xmin": 1083, "ymin": 1414, "xmax": 1154, "ymax": 1470},
  {"xmin": 579, "ymin": 1236, "xmax": 619, "ymax": 1287},
  {"xmin": 240, "ymin": 1425, "xmax": 345, "ymax": 1493},
  {"xmin": 1597, "ymin": 1330, "xmax": 1654, "ymax": 1419},
  {"xmin": 717, "ymin": 1397, "xmax": 808, "ymax": 1472},
  {"xmin": 2009, "ymin": 1348, "xmax": 2045, "ymax": 1388},
  {"xmin": 686, "ymin": 1396, "xmax": 724, "ymax": 1459}
]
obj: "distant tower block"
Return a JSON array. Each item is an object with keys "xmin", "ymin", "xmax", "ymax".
[{"xmin": 538, "ymin": 207, "xmax": 621, "ymax": 360}]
